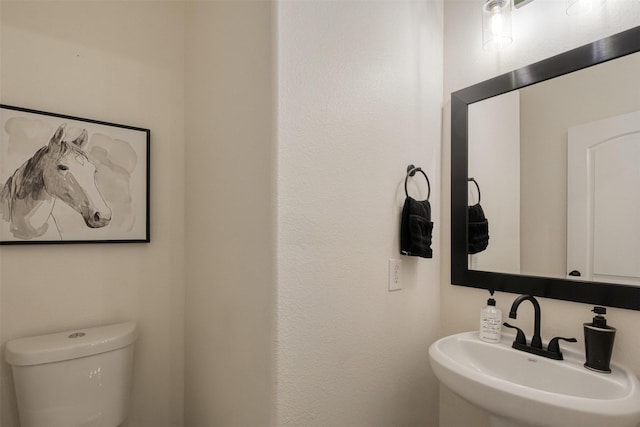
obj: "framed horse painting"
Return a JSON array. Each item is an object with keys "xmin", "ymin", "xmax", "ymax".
[{"xmin": 0, "ymin": 105, "xmax": 150, "ymax": 244}]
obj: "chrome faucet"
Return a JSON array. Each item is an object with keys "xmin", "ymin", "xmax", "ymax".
[{"xmin": 503, "ymin": 295, "xmax": 577, "ymax": 360}]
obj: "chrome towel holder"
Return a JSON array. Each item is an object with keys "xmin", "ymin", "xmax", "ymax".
[{"xmin": 405, "ymin": 164, "xmax": 430, "ymax": 201}]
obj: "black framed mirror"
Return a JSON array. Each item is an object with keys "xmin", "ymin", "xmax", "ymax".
[{"xmin": 451, "ymin": 26, "xmax": 640, "ymax": 310}]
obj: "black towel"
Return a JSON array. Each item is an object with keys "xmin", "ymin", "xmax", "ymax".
[
  {"xmin": 468, "ymin": 203, "xmax": 489, "ymax": 254},
  {"xmin": 400, "ymin": 196, "xmax": 433, "ymax": 258}
]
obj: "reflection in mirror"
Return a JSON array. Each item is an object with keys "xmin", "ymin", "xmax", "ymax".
[
  {"xmin": 468, "ymin": 51, "xmax": 640, "ymax": 283},
  {"xmin": 566, "ymin": 110, "xmax": 640, "ymax": 286},
  {"xmin": 451, "ymin": 26, "xmax": 640, "ymax": 310}
]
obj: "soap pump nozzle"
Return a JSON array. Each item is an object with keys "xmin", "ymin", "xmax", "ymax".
[
  {"xmin": 487, "ymin": 289, "xmax": 496, "ymax": 306},
  {"xmin": 591, "ymin": 306, "xmax": 608, "ymax": 327}
]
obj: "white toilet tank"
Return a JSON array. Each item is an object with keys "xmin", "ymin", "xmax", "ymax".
[{"xmin": 5, "ymin": 322, "xmax": 137, "ymax": 427}]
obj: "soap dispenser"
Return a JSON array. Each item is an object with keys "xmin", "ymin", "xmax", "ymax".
[
  {"xmin": 480, "ymin": 290, "xmax": 502, "ymax": 343},
  {"xmin": 584, "ymin": 306, "xmax": 616, "ymax": 373}
]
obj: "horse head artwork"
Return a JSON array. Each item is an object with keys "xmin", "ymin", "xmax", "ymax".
[{"xmin": 0, "ymin": 124, "xmax": 111, "ymax": 240}]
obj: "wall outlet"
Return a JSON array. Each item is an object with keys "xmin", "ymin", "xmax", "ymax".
[{"xmin": 388, "ymin": 259, "xmax": 402, "ymax": 291}]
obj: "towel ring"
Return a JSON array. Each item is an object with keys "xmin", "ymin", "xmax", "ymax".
[
  {"xmin": 468, "ymin": 177, "xmax": 481, "ymax": 204},
  {"xmin": 405, "ymin": 164, "xmax": 430, "ymax": 201}
]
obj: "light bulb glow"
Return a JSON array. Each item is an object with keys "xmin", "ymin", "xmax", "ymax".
[
  {"xmin": 490, "ymin": 10, "xmax": 504, "ymax": 37},
  {"xmin": 482, "ymin": 0, "xmax": 512, "ymax": 50}
]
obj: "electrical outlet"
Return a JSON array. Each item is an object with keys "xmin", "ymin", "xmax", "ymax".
[{"xmin": 388, "ymin": 259, "xmax": 402, "ymax": 291}]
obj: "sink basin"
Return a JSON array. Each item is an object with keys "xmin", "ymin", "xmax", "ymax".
[{"xmin": 429, "ymin": 331, "xmax": 640, "ymax": 427}]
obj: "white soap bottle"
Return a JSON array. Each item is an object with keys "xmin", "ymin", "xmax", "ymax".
[{"xmin": 480, "ymin": 291, "xmax": 502, "ymax": 343}]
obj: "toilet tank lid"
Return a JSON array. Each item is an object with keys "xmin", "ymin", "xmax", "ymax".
[{"xmin": 5, "ymin": 322, "xmax": 138, "ymax": 366}]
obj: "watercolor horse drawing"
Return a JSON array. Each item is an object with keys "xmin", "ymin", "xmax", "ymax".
[{"xmin": 0, "ymin": 124, "xmax": 111, "ymax": 240}]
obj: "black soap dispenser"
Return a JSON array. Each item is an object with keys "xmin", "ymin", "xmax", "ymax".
[{"xmin": 584, "ymin": 306, "xmax": 616, "ymax": 373}]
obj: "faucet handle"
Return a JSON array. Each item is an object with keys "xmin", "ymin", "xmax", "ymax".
[
  {"xmin": 547, "ymin": 336, "xmax": 578, "ymax": 357},
  {"xmin": 503, "ymin": 322, "xmax": 526, "ymax": 345}
]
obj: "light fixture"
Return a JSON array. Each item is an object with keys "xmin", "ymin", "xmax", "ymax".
[
  {"xmin": 482, "ymin": 0, "xmax": 513, "ymax": 50},
  {"xmin": 566, "ymin": 0, "xmax": 606, "ymax": 15}
]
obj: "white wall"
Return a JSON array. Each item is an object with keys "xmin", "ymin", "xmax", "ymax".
[
  {"xmin": 442, "ymin": 2, "xmax": 640, "ymax": 426},
  {"xmin": 183, "ymin": 2, "xmax": 277, "ymax": 426},
  {"xmin": 0, "ymin": 2, "xmax": 185, "ymax": 426},
  {"xmin": 277, "ymin": 2, "xmax": 442, "ymax": 425}
]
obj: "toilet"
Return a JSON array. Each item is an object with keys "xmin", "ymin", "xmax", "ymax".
[{"xmin": 5, "ymin": 322, "xmax": 137, "ymax": 427}]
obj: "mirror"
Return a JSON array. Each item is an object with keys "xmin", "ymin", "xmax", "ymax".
[
  {"xmin": 451, "ymin": 26, "xmax": 640, "ymax": 310},
  {"xmin": 468, "ymin": 51, "xmax": 640, "ymax": 282}
]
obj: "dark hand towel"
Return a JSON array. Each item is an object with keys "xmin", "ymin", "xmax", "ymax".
[
  {"xmin": 468, "ymin": 203, "xmax": 489, "ymax": 254},
  {"xmin": 400, "ymin": 196, "xmax": 433, "ymax": 258}
]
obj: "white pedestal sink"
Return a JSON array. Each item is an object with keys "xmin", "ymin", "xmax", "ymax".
[{"xmin": 429, "ymin": 331, "xmax": 640, "ymax": 427}]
